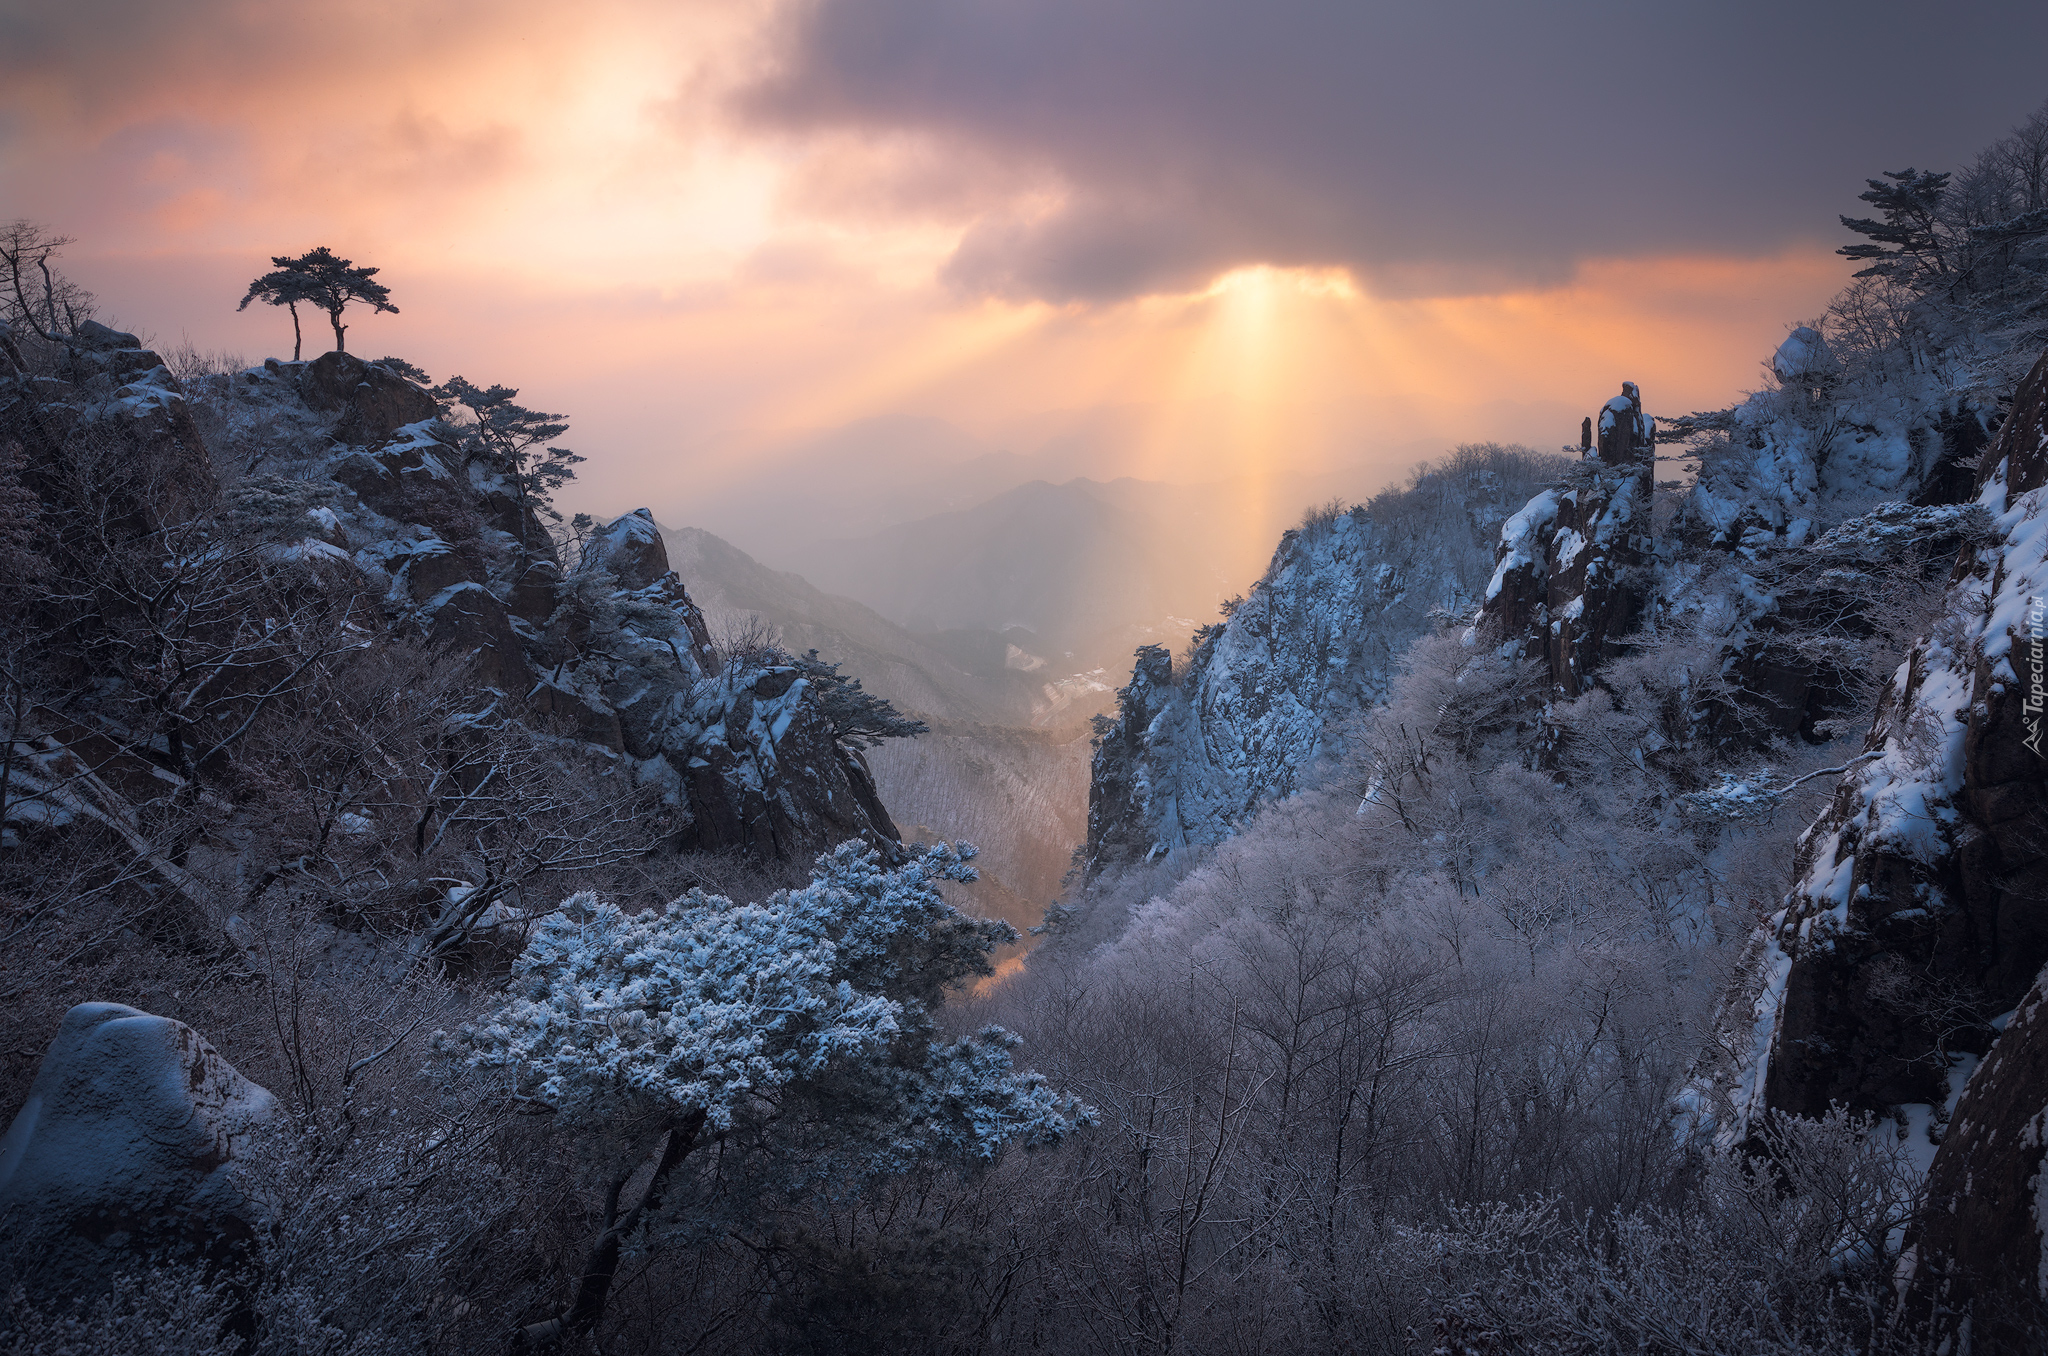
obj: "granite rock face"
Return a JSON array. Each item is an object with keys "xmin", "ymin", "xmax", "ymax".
[
  {"xmin": 0, "ymin": 1004, "xmax": 276, "ymax": 1289},
  {"xmin": 1477, "ymin": 381, "xmax": 1654, "ymax": 702},
  {"xmin": 1692, "ymin": 351, "xmax": 2048, "ymax": 1158},
  {"xmin": 1084, "ymin": 445, "xmax": 1565, "ymax": 871}
]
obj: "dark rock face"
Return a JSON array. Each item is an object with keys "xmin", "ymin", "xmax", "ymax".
[
  {"xmin": 1902, "ymin": 964, "xmax": 2048, "ymax": 1350},
  {"xmin": 1697, "ymin": 351, "xmax": 2048, "ymax": 1151},
  {"xmin": 0, "ymin": 1004, "xmax": 275, "ymax": 1291},
  {"xmin": 1478, "ymin": 382, "xmax": 1653, "ymax": 700},
  {"xmin": 293, "ymin": 351, "xmax": 438, "ymax": 445},
  {"xmin": 1881, "ymin": 352, "xmax": 2048, "ymax": 1347},
  {"xmin": 1085, "ymin": 644, "xmax": 1175, "ymax": 867},
  {"xmin": 672, "ymin": 664, "xmax": 904, "ymax": 861}
]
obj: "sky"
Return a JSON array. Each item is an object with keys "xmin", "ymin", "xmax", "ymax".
[{"xmin": 6, "ymin": 0, "xmax": 2048, "ymax": 561}]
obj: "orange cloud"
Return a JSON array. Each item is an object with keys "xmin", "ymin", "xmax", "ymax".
[{"xmin": 6, "ymin": 0, "xmax": 1858, "ymax": 571}]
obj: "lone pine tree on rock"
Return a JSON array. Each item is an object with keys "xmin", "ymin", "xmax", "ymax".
[{"xmin": 238, "ymin": 246, "xmax": 397, "ymax": 357}]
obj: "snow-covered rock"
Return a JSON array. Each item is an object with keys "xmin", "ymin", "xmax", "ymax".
[
  {"xmin": 1084, "ymin": 445, "xmax": 1566, "ymax": 871},
  {"xmin": 0, "ymin": 1003, "xmax": 276, "ymax": 1288},
  {"xmin": 1691, "ymin": 348, "xmax": 2048, "ymax": 1153},
  {"xmin": 1477, "ymin": 381, "xmax": 1654, "ymax": 704}
]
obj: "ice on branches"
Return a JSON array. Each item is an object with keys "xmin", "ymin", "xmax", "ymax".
[{"xmin": 446, "ymin": 841, "xmax": 1085, "ymax": 1158}]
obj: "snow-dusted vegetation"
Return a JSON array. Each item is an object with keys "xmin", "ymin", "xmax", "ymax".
[{"xmin": 7, "ymin": 98, "xmax": 2048, "ymax": 1355}]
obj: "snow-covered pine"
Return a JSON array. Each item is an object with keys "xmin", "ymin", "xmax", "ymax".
[{"xmin": 450, "ymin": 840, "xmax": 1084, "ymax": 1160}]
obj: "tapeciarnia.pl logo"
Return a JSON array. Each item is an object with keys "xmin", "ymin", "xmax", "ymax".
[{"xmin": 2027, "ymin": 594, "xmax": 2047, "ymax": 756}]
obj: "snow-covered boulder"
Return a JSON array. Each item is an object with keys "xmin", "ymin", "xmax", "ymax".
[
  {"xmin": 1770, "ymin": 325, "xmax": 1837, "ymax": 388},
  {"xmin": 0, "ymin": 1003, "xmax": 276, "ymax": 1288}
]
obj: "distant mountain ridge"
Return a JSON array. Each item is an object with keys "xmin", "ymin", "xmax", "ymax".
[{"xmin": 659, "ymin": 524, "xmax": 1017, "ymax": 725}]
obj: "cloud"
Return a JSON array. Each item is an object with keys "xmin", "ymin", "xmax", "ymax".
[{"xmin": 743, "ymin": 0, "xmax": 2048, "ymax": 300}]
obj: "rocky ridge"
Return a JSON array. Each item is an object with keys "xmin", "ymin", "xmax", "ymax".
[
  {"xmin": 1083, "ymin": 444, "xmax": 1567, "ymax": 871},
  {"xmin": 0, "ymin": 328, "xmax": 909, "ymax": 880}
]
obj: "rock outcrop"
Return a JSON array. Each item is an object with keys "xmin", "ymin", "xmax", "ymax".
[
  {"xmin": 1477, "ymin": 381, "xmax": 1654, "ymax": 701},
  {"xmin": 2, "ymin": 336, "xmax": 912, "ymax": 872},
  {"xmin": 1084, "ymin": 445, "xmax": 1565, "ymax": 871},
  {"xmin": 0, "ymin": 1003, "xmax": 276, "ymax": 1289},
  {"xmin": 1693, "ymin": 350, "xmax": 2048, "ymax": 1158}
]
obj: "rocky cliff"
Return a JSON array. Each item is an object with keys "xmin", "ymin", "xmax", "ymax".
[
  {"xmin": 1475, "ymin": 382, "xmax": 1655, "ymax": 705},
  {"xmin": 1083, "ymin": 444, "xmax": 1566, "ymax": 871},
  {"xmin": 0, "ymin": 329, "xmax": 910, "ymax": 888},
  {"xmin": 1691, "ymin": 350, "xmax": 2048, "ymax": 1161}
]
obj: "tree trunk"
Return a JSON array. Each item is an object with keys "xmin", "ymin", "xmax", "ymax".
[
  {"xmin": 287, "ymin": 301, "xmax": 302, "ymax": 362},
  {"xmin": 328, "ymin": 306, "xmax": 346, "ymax": 353},
  {"xmin": 513, "ymin": 1108, "xmax": 709, "ymax": 1349}
]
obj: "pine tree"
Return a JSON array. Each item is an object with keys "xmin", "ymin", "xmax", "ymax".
[
  {"xmin": 432, "ymin": 376, "xmax": 584, "ymax": 542},
  {"xmin": 446, "ymin": 841, "xmax": 1084, "ymax": 1346},
  {"xmin": 792, "ymin": 648, "xmax": 931, "ymax": 747},
  {"xmin": 238, "ymin": 246, "xmax": 398, "ymax": 355},
  {"xmin": 1837, "ymin": 168, "xmax": 1952, "ymax": 280}
]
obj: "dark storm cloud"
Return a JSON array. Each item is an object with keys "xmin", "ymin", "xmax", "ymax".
[{"xmin": 745, "ymin": 0, "xmax": 2048, "ymax": 300}]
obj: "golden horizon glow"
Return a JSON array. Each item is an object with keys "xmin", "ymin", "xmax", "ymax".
[{"xmin": 6, "ymin": 0, "xmax": 1851, "ymax": 555}]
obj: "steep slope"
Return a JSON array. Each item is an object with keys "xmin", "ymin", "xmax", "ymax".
[
  {"xmin": 0, "ymin": 327, "xmax": 909, "ymax": 903},
  {"xmin": 1084, "ymin": 444, "xmax": 1568, "ymax": 870},
  {"xmin": 1694, "ymin": 350, "xmax": 2048, "ymax": 1149}
]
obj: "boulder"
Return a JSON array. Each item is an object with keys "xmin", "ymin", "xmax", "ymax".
[
  {"xmin": 584, "ymin": 508, "xmax": 671, "ymax": 590},
  {"xmin": 0, "ymin": 1003, "xmax": 275, "ymax": 1289},
  {"xmin": 298, "ymin": 350, "xmax": 438, "ymax": 445}
]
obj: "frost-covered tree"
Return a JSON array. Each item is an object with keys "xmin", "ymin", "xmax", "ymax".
[
  {"xmin": 792, "ymin": 648, "xmax": 931, "ymax": 747},
  {"xmin": 433, "ymin": 376, "xmax": 583, "ymax": 541},
  {"xmin": 447, "ymin": 841, "xmax": 1085, "ymax": 1348}
]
